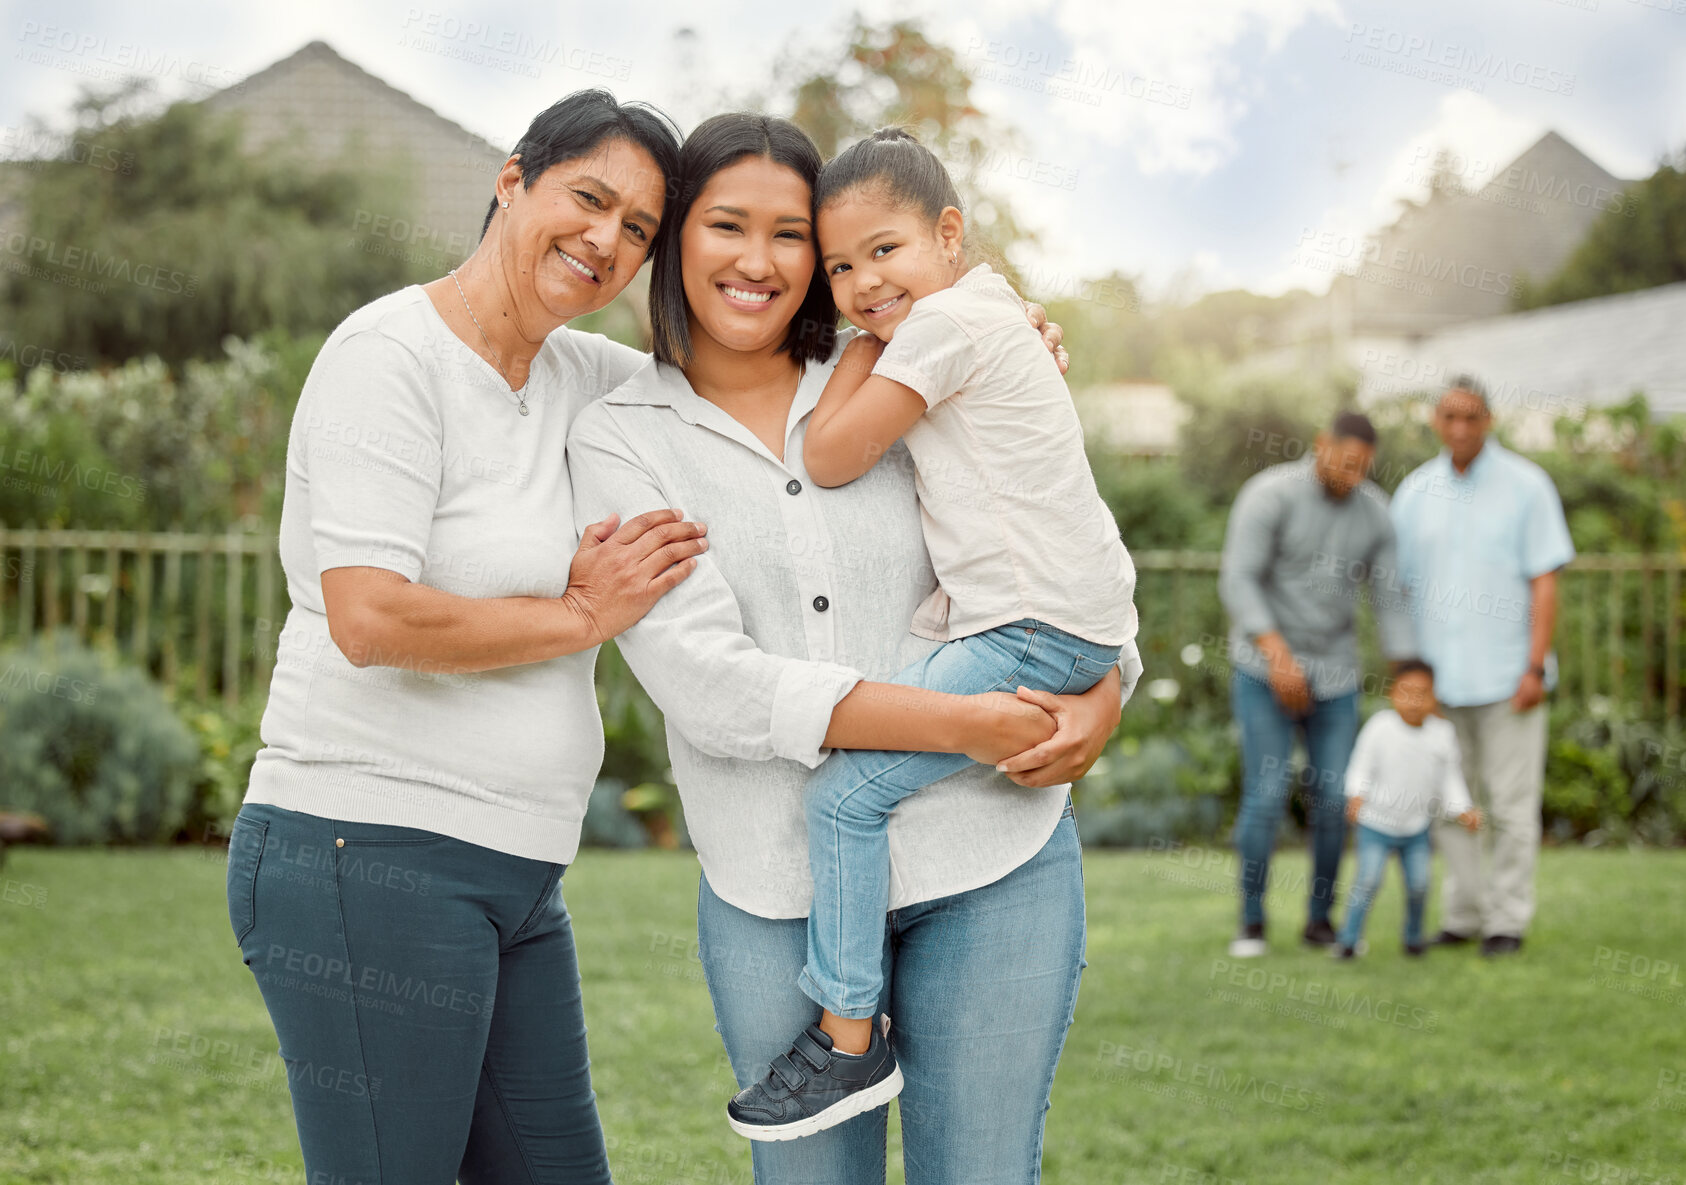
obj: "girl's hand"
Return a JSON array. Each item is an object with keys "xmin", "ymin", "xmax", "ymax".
[
  {"xmin": 995, "ymin": 667, "xmax": 1122, "ymax": 787},
  {"xmin": 1022, "ymin": 301, "xmax": 1069, "ymax": 375},
  {"xmin": 959, "ymin": 691, "xmax": 1058, "ymax": 767},
  {"xmin": 1346, "ymin": 797, "xmax": 1363, "ymax": 824},
  {"xmin": 838, "ymin": 332, "xmax": 885, "ymax": 378}
]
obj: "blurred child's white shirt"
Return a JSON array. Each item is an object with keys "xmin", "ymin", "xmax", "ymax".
[
  {"xmin": 1345, "ymin": 709, "xmax": 1474, "ymax": 836},
  {"xmin": 871, "ymin": 264, "xmax": 1137, "ymax": 645}
]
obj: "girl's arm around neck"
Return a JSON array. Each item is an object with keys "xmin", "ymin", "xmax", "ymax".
[{"xmin": 803, "ymin": 334, "xmax": 927, "ymax": 487}]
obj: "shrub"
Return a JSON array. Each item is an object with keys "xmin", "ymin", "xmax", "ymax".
[
  {"xmin": 179, "ymin": 691, "xmax": 268, "ymax": 837},
  {"xmin": 1547, "ymin": 703, "xmax": 1686, "ymax": 845},
  {"xmin": 1073, "ymin": 730, "xmax": 1233, "ymax": 847},
  {"xmin": 0, "ymin": 634, "xmax": 200, "ymax": 843}
]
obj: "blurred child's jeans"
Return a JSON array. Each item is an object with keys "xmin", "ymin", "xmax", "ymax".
[
  {"xmin": 800, "ymin": 618, "xmax": 1120, "ymax": 1019},
  {"xmin": 1338, "ymin": 822, "xmax": 1433, "ymax": 949},
  {"xmin": 1230, "ymin": 670, "xmax": 1357, "ymax": 929}
]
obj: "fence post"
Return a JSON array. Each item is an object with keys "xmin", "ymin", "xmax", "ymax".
[
  {"xmin": 18, "ymin": 527, "xmax": 35, "ymax": 643},
  {"xmin": 71, "ymin": 541, "xmax": 89, "ymax": 640},
  {"xmin": 195, "ymin": 536, "xmax": 213, "ymax": 702},
  {"xmin": 1640, "ymin": 559, "xmax": 1655, "ymax": 716},
  {"xmin": 161, "ymin": 541, "xmax": 182, "ymax": 692},
  {"xmin": 43, "ymin": 537, "xmax": 59, "ymax": 632},
  {"xmin": 134, "ymin": 537, "xmax": 153, "ymax": 671},
  {"xmin": 101, "ymin": 537, "xmax": 120, "ymax": 652},
  {"xmin": 224, "ymin": 528, "xmax": 244, "ymax": 707},
  {"xmin": 256, "ymin": 545, "xmax": 276, "ymax": 690},
  {"xmin": 1668, "ymin": 561, "xmax": 1681, "ymax": 721}
]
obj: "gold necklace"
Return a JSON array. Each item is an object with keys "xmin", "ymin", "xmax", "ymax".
[{"xmin": 449, "ymin": 268, "xmax": 528, "ymax": 416}]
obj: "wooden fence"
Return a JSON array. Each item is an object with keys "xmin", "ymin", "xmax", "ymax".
[{"xmin": 0, "ymin": 529, "xmax": 1680, "ymax": 718}]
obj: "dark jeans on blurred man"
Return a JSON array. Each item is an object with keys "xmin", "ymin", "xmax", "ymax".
[{"xmin": 1230, "ymin": 670, "xmax": 1358, "ymax": 930}]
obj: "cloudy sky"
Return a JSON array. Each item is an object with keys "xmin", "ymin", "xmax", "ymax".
[{"xmin": 3, "ymin": 0, "xmax": 1680, "ymax": 301}]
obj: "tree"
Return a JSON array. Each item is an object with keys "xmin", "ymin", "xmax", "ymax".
[
  {"xmin": 0, "ymin": 83, "xmax": 430, "ymax": 368},
  {"xmin": 769, "ymin": 18, "xmax": 1036, "ymax": 277},
  {"xmin": 1515, "ymin": 148, "xmax": 1686, "ymax": 310}
]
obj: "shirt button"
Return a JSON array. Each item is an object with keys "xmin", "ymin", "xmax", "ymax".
[
  {"xmin": 812, "ymin": 595, "xmax": 830, "ymax": 612},
  {"xmin": 335, "ymin": 838, "xmax": 345, "ymax": 848},
  {"xmin": 786, "ymin": 479, "xmax": 802, "ymax": 495}
]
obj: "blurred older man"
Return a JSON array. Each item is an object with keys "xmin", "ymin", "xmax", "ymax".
[
  {"xmin": 1390, "ymin": 376, "xmax": 1574, "ymax": 957},
  {"xmin": 1220, "ymin": 412, "xmax": 1416, "ymax": 957}
]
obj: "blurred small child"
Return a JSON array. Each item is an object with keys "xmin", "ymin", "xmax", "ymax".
[{"xmin": 1336, "ymin": 660, "xmax": 1480, "ymax": 959}]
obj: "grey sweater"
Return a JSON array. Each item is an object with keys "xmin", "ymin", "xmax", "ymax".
[{"xmin": 1219, "ymin": 457, "xmax": 1415, "ymax": 699}]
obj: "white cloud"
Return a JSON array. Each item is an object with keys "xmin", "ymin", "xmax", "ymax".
[
  {"xmin": 946, "ymin": 0, "xmax": 1347, "ymax": 176},
  {"xmin": 1257, "ymin": 92, "xmax": 1543, "ymax": 297},
  {"xmin": 1366, "ymin": 90, "xmax": 1543, "ymax": 224}
]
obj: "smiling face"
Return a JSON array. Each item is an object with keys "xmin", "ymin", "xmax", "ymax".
[
  {"xmin": 496, "ymin": 136, "xmax": 667, "ymax": 324},
  {"xmin": 1313, "ymin": 431, "xmax": 1375, "ymax": 500},
  {"xmin": 1435, "ymin": 387, "xmax": 1492, "ymax": 470},
  {"xmin": 818, "ymin": 187, "xmax": 964, "ymax": 341},
  {"xmin": 1389, "ymin": 668, "xmax": 1436, "ymax": 726},
  {"xmin": 677, "ymin": 155, "xmax": 817, "ymax": 357}
]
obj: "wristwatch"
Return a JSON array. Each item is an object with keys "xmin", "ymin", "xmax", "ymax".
[{"xmin": 1527, "ymin": 664, "xmax": 1547, "ymax": 679}]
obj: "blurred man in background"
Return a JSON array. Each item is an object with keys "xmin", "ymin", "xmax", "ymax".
[
  {"xmin": 1220, "ymin": 412, "xmax": 1416, "ymax": 957},
  {"xmin": 1390, "ymin": 376, "xmax": 1574, "ymax": 957}
]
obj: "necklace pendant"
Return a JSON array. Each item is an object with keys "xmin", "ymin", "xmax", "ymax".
[{"xmin": 518, "ymin": 402, "xmax": 530, "ymax": 416}]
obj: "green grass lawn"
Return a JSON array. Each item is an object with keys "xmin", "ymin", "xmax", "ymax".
[{"xmin": 2, "ymin": 843, "xmax": 1682, "ymax": 1184}]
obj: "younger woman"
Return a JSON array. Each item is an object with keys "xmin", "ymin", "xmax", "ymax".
[{"xmin": 723, "ymin": 128, "xmax": 1139, "ymax": 1140}]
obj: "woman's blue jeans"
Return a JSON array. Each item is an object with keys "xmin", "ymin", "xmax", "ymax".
[
  {"xmin": 801, "ymin": 619, "xmax": 1119, "ymax": 1019},
  {"xmin": 1230, "ymin": 670, "xmax": 1358, "ymax": 929},
  {"xmin": 1338, "ymin": 823, "xmax": 1433, "ymax": 949},
  {"xmin": 225, "ymin": 802, "xmax": 610, "ymax": 1185},
  {"xmin": 702, "ymin": 807, "xmax": 1088, "ymax": 1185}
]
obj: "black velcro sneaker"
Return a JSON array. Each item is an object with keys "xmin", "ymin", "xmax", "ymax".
[{"xmin": 726, "ymin": 1017, "xmax": 903, "ymax": 1142}]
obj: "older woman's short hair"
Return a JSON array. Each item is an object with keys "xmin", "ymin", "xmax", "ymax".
[
  {"xmin": 647, "ymin": 113, "xmax": 837, "ymax": 368},
  {"xmin": 483, "ymin": 90, "xmax": 682, "ymax": 247}
]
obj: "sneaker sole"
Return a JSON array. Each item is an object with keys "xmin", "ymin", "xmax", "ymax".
[
  {"xmin": 728, "ymin": 1065, "xmax": 905, "ymax": 1143},
  {"xmin": 1228, "ymin": 939, "xmax": 1267, "ymax": 958}
]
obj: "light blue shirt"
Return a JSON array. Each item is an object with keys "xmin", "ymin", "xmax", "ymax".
[{"xmin": 1389, "ymin": 441, "xmax": 1575, "ymax": 707}]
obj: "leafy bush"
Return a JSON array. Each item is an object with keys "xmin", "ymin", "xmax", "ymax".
[
  {"xmin": 0, "ymin": 332, "xmax": 316, "ymax": 530},
  {"xmin": 1073, "ymin": 727, "xmax": 1235, "ymax": 847},
  {"xmin": 1546, "ymin": 703, "xmax": 1686, "ymax": 845},
  {"xmin": 178, "ymin": 691, "xmax": 268, "ymax": 836},
  {"xmin": 0, "ymin": 634, "xmax": 199, "ymax": 843}
]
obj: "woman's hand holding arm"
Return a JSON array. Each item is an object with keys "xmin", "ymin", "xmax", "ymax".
[
  {"xmin": 994, "ymin": 640, "xmax": 1142, "ymax": 787},
  {"xmin": 320, "ymin": 509, "xmax": 708, "ymax": 673}
]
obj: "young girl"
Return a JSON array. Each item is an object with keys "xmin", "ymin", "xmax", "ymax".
[{"xmin": 724, "ymin": 127, "xmax": 1138, "ymax": 1141}]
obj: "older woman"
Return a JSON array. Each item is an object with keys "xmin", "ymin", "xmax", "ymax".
[
  {"xmin": 567, "ymin": 113, "xmax": 1140, "ymax": 1184},
  {"xmin": 224, "ymin": 92, "xmax": 705, "ymax": 1184}
]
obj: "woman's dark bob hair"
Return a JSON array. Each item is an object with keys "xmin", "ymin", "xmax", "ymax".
[
  {"xmin": 482, "ymin": 89, "xmax": 683, "ymax": 246},
  {"xmin": 647, "ymin": 113, "xmax": 837, "ymax": 369}
]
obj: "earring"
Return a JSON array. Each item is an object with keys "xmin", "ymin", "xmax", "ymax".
[{"xmin": 501, "ymin": 199, "xmax": 510, "ymax": 209}]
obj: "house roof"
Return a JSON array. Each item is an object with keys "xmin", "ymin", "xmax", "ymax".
[
  {"xmin": 199, "ymin": 40, "xmax": 512, "ymax": 252},
  {"xmin": 1357, "ymin": 281, "xmax": 1686, "ymax": 421},
  {"xmin": 1340, "ymin": 130, "xmax": 1631, "ymax": 337},
  {"xmin": 202, "ymin": 40, "xmax": 507, "ymax": 159}
]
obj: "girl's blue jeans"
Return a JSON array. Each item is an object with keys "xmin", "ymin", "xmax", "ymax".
[
  {"xmin": 225, "ymin": 802, "xmax": 610, "ymax": 1185},
  {"xmin": 799, "ymin": 618, "xmax": 1119, "ymax": 1019},
  {"xmin": 703, "ymin": 807, "xmax": 1088, "ymax": 1184}
]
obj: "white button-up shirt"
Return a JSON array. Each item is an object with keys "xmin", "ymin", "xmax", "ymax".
[{"xmin": 566, "ymin": 339, "xmax": 1143, "ymax": 919}]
